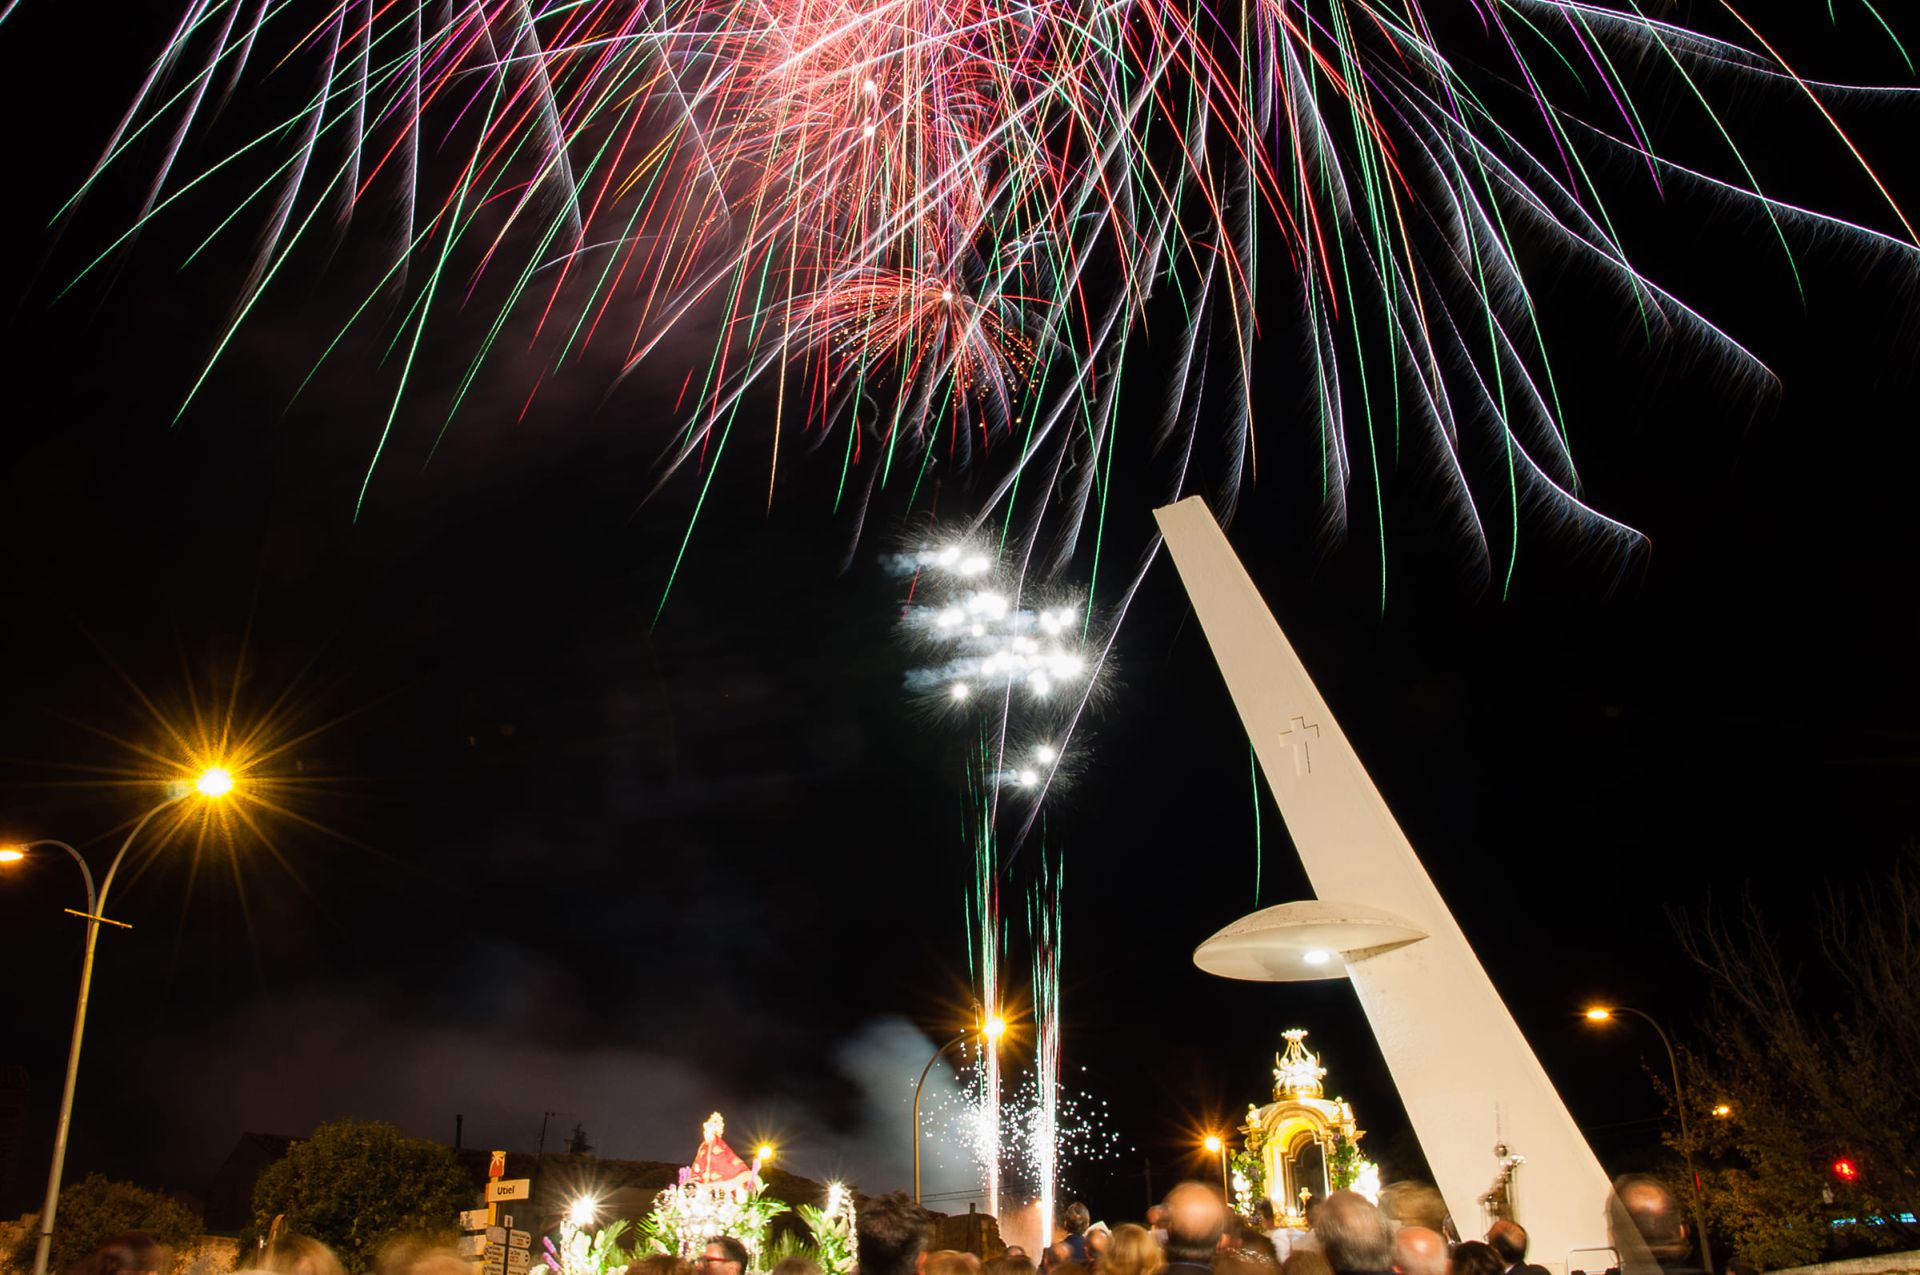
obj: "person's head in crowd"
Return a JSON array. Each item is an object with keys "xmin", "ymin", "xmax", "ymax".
[
  {"xmin": 1485, "ymin": 1222, "xmax": 1527, "ymax": 1270},
  {"xmin": 1448, "ymin": 1243, "xmax": 1504, "ymax": 1275},
  {"xmin": 926, "ymin": 1250, "xmax": 983, "ymax": 1275},
  {"xmin": 262, "ymin": 1234, "xmax": 344, "ymax": 1275},
  {"xmin": 1087, "ymin": 1225, "xmax": 1113, "ymax": 1266},
  {"xmin": 1145, "ymin": 1207, "xmax": 1171, "ymax": 1244},
  {"xmin": 858, "ymin": 1192, "xmax": 932, "ymax": 1275},
  {"xmin": 771, "ymin": 1258, "xmax": 822, "ymax": 1275},
  {"xmin": 1163, "ymin": 1184, "xmax": 1229, "ymax": 1267},
  {"xmin": 1101, "ymin": 1224, "xmax": 1165, "ymax": 1275},
  {"xmin": 1282, "ymin": 1251, "xmax": 1333, "ymax": 1275},
  {"xmin": 1064, "ymin": 1205, "xmax": 1092, "ymax": 1239},
  {"xmin": 371, "ymin": 1240, "xmax": 470, "ymax": 1275},
  {"xmin": 699, "ymin": 1237, "xmax": 750, "ymax": 1275},
  {"xmin": 631, "ymin": 1257, "xmax": 696, "ymax": 1275},
  {"xmin": 1314, "ymin": 1192, "xmax": 1391, "ymax": 1275},
  {"xmin": 73, "ymin": 1233, "xmax": 170, "ymax": 1275},
  {"xmin": 1253, "ymin": 1202, "xmax": 1278, "ymax": 1234},
  {"xmin": 1389, "ymin": 1228, "xmax": 1446, "ymax": 1275},
  {"xmin": 1376, "ymin": 1184, "xmax": 1448, "ymax": 1237},
  {"xmin": 1233, "ymin": 1232, "xmax": 1276, "ymax": 1265},
  {"xmin": 988, "ymin": 1255, "xmax": 1037, "ymax": 1275},
  {"xmin": 1610, "ymin": 1175, "xmax": 1691, "ymax": 1264}
]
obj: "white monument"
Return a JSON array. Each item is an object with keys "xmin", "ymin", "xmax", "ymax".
[{"xmin": 1154, "ymin": 497, "xmax": 1639, "ymax": 1275}]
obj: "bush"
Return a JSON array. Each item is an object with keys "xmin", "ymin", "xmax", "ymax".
[
  {"xmin": 8, "ymin": 1174, "xmax": 201, "ymax": 1275},
  {"xmin": 248, "ymin": 1121, "xmax": 469, "ymax": 1271}
]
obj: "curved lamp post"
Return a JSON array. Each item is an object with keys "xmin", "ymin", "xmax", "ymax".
[
  {"xmin": 4, "ymin": 769, "xmax": 235, "ymax": 1275},
  {"xmin": 912, "ymin": 1008, "xmax": 1007, "ymax": 1204},
  {"xmin": 1585, "ymin": 1006, "xmax": 1715, "ymax": 1274}
]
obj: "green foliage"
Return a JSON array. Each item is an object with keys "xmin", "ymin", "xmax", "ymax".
[
  {"xmin": 1229, "ymin": 1148, "xmax": 1266, "ymax": 1202},
  {"xmin": 635, "ymin": 1188, "xmax": 792, "ymax": 1269},
  {"xmin": 248, "ymin": 1120, "xmax": 469, "ymax": 1271},
  {"xmin": 792, "ymin": 1193, "xmax": 855, "ymax": 1275},
  {"xmin": 10, "ymin": 1174, "xmax": 200, "ymax": 1275},
  {"xmin": 1328, "ymin": 1131, "xmax": 1362, "ymax": 1190}
]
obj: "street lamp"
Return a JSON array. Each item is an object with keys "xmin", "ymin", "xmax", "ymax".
[
  {"xmin": 1585, "ymin": 1006, "xmax": 1714, "ymax": 1273},
  {"xmin": 1203, "ymin": 1134, "xmax": 1228, "ymax": 1194},
  {"xmin": 913, "ymin": 1007, "xmax": 1007, "ymax": 1204},
  {"xmin": 3, "ymin": 768, "xmax": 237, "ymax": 1275}
]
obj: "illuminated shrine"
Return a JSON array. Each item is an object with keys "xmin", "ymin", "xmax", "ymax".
[{"xmin": 1241, "ymin": 1030, "xmax": 1369, "ymax": 1223}]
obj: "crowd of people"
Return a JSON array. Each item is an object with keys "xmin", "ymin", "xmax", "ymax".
[{"xmin": 60, "ymin": 1173, "xmax": 1706, "ymax": 1275}]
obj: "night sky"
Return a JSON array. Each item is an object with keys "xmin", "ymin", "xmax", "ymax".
[{"xmin": 2, "ymin": 2, "xmax": 1917, "ymax": 1239}]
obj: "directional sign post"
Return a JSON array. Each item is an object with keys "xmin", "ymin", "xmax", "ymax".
[{"xmin": 486, "ymin": 1179, "xmax": 532, "ymax": 1203}]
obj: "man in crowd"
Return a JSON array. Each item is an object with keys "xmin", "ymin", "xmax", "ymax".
[
  {"xmin": 1487, "ymin": 1221, "xmax": 1549, "ymax": 1275},
  {"xmin": 858, "ymin": 1193, "xmax": 932, "ymax": 1275},
  {"xmin": 1315, "ymin": 1191, "xmax": 1393, "ymax": 1275},
  {"xmin": 1391, "ymin": 1228, "xmax": 1448, "ymax": 1275},
  {"xmin": 1060, "ymin": 1204, "xmax": 1093, "ymax": 1264},
  {"xmin": 1162, "ymin": 1183, "xmax": 1228, "ymax": 1275}
]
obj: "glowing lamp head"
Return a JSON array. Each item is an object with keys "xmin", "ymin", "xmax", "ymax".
[
  {"xmin": 1302, "ymin": 949, "xmax": 1331, "ymax": 967},
  {"xmin": 569, "ymin": 1196, "xmax": 598, "ymax": 1226},
  {"xmin": 757, "ymin": 1144, "xmax": 774, "ymax": 1164},
  {"xmin": 984, "ymin": 1015, "xmax": 1007, "ymax": 1042},
  {"xmin": 951, "ymin": 683, "xmax": 971, "ymax": 702},
  {"xmin": 1203, "ymin": 1134, "xmax": 1223, "ymax": 1154},
  {"xmin": 1584, "ymin": 1007, "xmax": 1613, "ymax": 1022},
  {"xmin": 0, "ymin": 847, "xmax": 24, "ymax": 865},
  {"xmin": 195, "ymin": 767, "xmax": 235, "ymax": 798},
  {"xmin": 1712, "ymin": 1104, "xmax": 1732, "ymax": 1118},
  {"xmin": 1832, "ymin": 1158, "xmax": 1858, "ymax": 1182}
]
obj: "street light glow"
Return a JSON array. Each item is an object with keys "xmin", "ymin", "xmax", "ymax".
[
  {"xmin": 1712, "ymin": 1104, "xmax": 1732, "ymax": 1118},
  {"xmin": 1203, "ymin": 1134, "xmax": 1223, "ymax": 1154},
  {"xmin": 1585, "ymin": 1007, "xmax": 1613, "ymax": 1021},
  {"xmin": 757, "ymin": 1144, "xmax": 775, "ymax": 1164},
  {"xmin": 0, "ymin": 847, "xmax": 23, "ymax": 864},
  {"xmin": 195, "ymin": 767, "xmax": 235, "ymax": 797},
  {"xmin": 984, "ymin": 1015, "xmax": 1007, "ymax": 1041},
  {"xmin": 568, "ymin": 1196, "xmax": 598, "ymax": 1226}
]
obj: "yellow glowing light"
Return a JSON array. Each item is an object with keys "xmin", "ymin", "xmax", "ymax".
[
  {"xmin": 984, "ymin": 1015, "xmax": 1007, "ymax": 1041},
  {"xmin": 195, "ymin": 767, "xmax": 236, "ymax": 797},
  {"xmin": 1203, "ymin": 1134, "xmax": 1223, "ymax": 1154},
  {"xmin": 757, "ymin": 1144, "xmax": 775, "ymax": 1163},
  {"xmin": 1712, "ymin": 1104, "xmax": 1732, "ymax": 1118},
  {"xmin": 0, "ymin": 847, "xmax": 24, "ymax": 865},
  {"xmin": 1585, "ymin": 1007, "xmax": 1613, "ymax": 1021}
]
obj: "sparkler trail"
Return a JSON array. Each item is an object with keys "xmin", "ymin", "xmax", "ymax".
[
  {"xmin": 26, "ymin": 2, "xmax": 1917, "ymax": 605},
  {"xmin": 1028, "ymin": 848, "xmax": 1063, "ymax": 1254},
  {"xmin": 965, "ymin": 750, "xmax": 1004, "ymax": 1217}
]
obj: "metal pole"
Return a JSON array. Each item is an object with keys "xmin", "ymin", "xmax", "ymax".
[
  {"xmin": 28, "ymin": 801, "xmax": 178, "ymax": 1275},
  {"xmin": 1619, "ymin": 1008, "xmax": 1715, "ymax": 1274},
  {"xmin": 913, "ymin": 1032, "xmax": 969, "ymax": 1204}
]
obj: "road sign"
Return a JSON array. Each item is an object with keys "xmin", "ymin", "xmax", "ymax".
[
  {"xmin": 483, "ymin": 1245, "xmax": 505, "ymax": 1265},
  {"xmin": 508, "ymin": 1231, "xmax": 531, "ymax": 1250},
  {"xmin": 457, "ymin": 1236, "xmax": 487, "ymax": 1258},
  {"xmin": 486, "ymin": 1228, "xmax": 506, "ymax": 1245},
  {"xmin": 486, "ymin": 1178, "xmax": 532, "ymax": 1202},
  {"xmin": 459, "ymin": 1211, "xmax": 490, "ymax": 1232},
  {"xmin": 506, "ymin": 1252, "xmax": 531, "ymax": 1274},
  {"xmin": 489, "ymin": 1151, "xmax": 507, "ymax": 1180}
]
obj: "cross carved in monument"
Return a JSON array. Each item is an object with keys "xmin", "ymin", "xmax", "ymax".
[{"xmin": 1278, "ymin": 715, "xmax": 1321, "ymax": 776}]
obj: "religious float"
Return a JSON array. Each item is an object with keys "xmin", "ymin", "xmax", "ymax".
[
  {"xmin": 541, "ymin": 1113, "xmax": 855, "ymax": 1275},
  {"xmin": 1237, "ymin": 1031, "xmax": 1378, "ymax": 1223}
]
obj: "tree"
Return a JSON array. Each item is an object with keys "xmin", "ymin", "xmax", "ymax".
[
  {"xmin": 249, "ymin": 1120, "xmax": 469, "ymax": 1271},
  {"xmin": 565, "ymin": 1124, "xmax": 593, "ymax": 1156},
  {"xmin": 1674, "ymin": 855, "xmax": 1920, "ymax": 1267},
  {"xmin": 8, "ymin": 1174, "xmax": 200, "ymax": 1275}
]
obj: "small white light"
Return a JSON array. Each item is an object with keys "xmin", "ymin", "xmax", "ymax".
[
  {"xmin": 1033, "ymin": 745, "xmax": 1056, "ymax": 764},
  {"xmin": 862, "ymin": 78, "xmax": 877, "ymax": 94},
  {"xmin": 862, "ymin": 122, "xmax": 876, "ymax": 138},
  {"xmin": 1303, "ymin": 949, "xmax": 1332, "ymax": 966},
  {"xmin": 936, "ymin": 545, "xmax": 961, "ymax": 565},
  {"xmin": 941, "ymin": 287, "xmax": 954, "ymax": 302},
  {"xmin": 951, "ymin": 683, "xmax": 971, "ymax": 701},
  {"xmin": 959, "ymin": 555, "xmax": 991, "ymax": 576},
  {"xmin": 1030, "ymin": 675, "xmax": 1051, "ymax": 697},
  {"xmin": 1017, "ymin": 770, "xmax": 1038, "ymax": 787}
]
